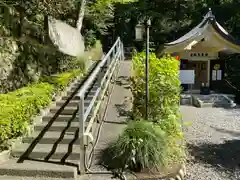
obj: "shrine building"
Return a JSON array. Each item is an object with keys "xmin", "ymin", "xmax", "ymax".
[{"xmin": 162, "ymin": 8, "xmax": 240, "ymax": 92}]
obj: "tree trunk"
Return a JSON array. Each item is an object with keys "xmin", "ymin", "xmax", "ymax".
[{"xmin": 76, "ymin": 0, "xmax": 86, "ymax": 31}]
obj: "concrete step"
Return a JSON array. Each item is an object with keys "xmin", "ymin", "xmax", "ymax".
[
  {"xmin": 11, "ymin": 143, "xmax": 80, "ymax": 162},
  {"xmin": 50, "ymin": 106, "xmax": 78, "ymax": 115},
  {"xmin": 23, "ymin": 122, "xmax": 98, "ymax": 145},
  {"xmin": 61, "ymin": 92, "xmax": 96, "ymax": 101},
  {"xmin": 200, "ymin": 102, "xmax": 214, "ymax": 108},
  {"xmin": 56, "ymin": 99, "xmax": 91, "ymax": 107},
  {"xmin": 70, "ymin": 84, "xmax": 81, "ymax": 91},
  {"xmin": 0, "ymin": 159, "xmax": 77, "ymax": 179},
  {"xmin": 180, "ymin": 98, "xmax": 191, "ymax": 105},
  {"xmin": 22, "ymin": 131, "xmax": 79, "ymax": 145},
  {"xmin": 66, "ymin": 85, "xmax": 99, "ymax": 97},
  {"xmin": 42, "ymin": 114, "xmax": 77, "ymax": 123},
  {"xmin": 56, "ymin": 100, "xmax": 79, "ymax": 107},
  {"xmin": 34, "ymin": 121, "xmax": 79, "ymax": 133},
  {"xmin": 61, "ymin": 96, "xmax": 80, "ymax": 101}
]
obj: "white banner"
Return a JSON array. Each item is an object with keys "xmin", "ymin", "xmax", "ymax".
[{"xmin": 48, "ymin": 16, "xmax": 85, "ymax": 57}]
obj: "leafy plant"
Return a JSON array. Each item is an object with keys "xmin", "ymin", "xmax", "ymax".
[
  {"xmin": 0, "ymin": 82, "xmax": 54, "ymax": 150},
  {"xmin": 0, "ymin": 69, "xmax": 82, "ymax": 151},
  {"xmin": 101, "ymin": 120, "xmax": 167, "ymax": 172},
  {"xmin": 41, "ymin": 70, "xmax": 82, "ymax": 92},
  {"xmin": 130, "ymin": 51, "xmax": 184, "ymax": 167},
  {"xmin": 132, "ymin": 52, "xmax": 181, "ymax": 124},
  {"xmin": 84, "ymin": 29, "xmax": 97, "ymax": 49}
]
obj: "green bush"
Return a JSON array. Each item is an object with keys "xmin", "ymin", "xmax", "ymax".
[
  {"xmin": 132, "ymin": 52, "xmax": 181, "ymax": 123},
  {"xmin": 84, "ymin": 29, "xmax": 97, "ymax": 49},
  {"xmin": 0, "ymin": 70, "xmax": 82, "ymax": 151},
  {"xmin": 0, "ymin": 83, "xmax": 54, "ymax": 150},
  {"xmin": 101, "ymin": 120, "xmax": 167, "ymax": 172},
  {"xmin": 41, "ymin": 70, "xmax": 82, "ymax": 92},
  {"xmin": 83, "ymin": 40, "xmax": 103, "ymax": 61},
  {"xmin": 129, "ymin": 52, "xmax": 184, "ymax": 168}
]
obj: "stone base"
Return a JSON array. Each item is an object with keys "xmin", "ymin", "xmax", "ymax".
[{"xmin": 127, "ymin": 164, "xmax": 186, "ymax": 180}]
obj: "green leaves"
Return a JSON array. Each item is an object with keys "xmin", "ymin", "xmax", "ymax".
[
  {"xmin": 132, "ymin": 52, "xmax": 181, "ymax": 123},
  {"xmin": 0, "ymin": 69, "xmax": 82, "ymax": 151},
  {"xmin": 130, "ymin": 52, "xmax": 185, "ymax": 167},
  {"xmin": 101, "ymin": 120, "xmax": 167, "ymax": 171},
  {"xmin": 102, "ymin": 52, "xmax": 185, "ymax": 172}
]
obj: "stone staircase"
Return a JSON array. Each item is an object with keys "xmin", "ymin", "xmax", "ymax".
[
  {"xmin": 0, "ymin": 63, "xmax": 102, "ymax": 179},
  {"xmin": 192, "ymin": 94, "xmax": 236, "ymax": 108}
]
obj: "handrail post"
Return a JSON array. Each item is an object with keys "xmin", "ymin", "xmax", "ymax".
[{"xmin": 79, "ymin": 96, "xmax": 85, "ymax": 174}]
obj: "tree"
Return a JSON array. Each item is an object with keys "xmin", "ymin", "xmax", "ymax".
[{"xmin": 77, "ymin": 0, "xmax": 86, "ymax": 31}]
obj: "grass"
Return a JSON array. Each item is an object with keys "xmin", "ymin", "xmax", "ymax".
[{"xmin": 101, "ymin": 120, "xmax": 167, "ymax": 172}]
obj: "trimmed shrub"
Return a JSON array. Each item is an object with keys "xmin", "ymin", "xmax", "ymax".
[
  {"xmin": 0, "ymin": 83, "xmax": 54, "ymax": 150},
  {"xmin": 101, "ymin": 120, "xmax": 167, "ymax": 172},
  {"xmin": 132, "ymin": 52, "xmax": 181, "ymax": 123},
  {"xmin": 0, "ymin": 70, "xmax": 83, "ymax": 151},
  {"xmin": 41, "ymin": 70, "xmax": 82, "ymax": 92},
  {"xmin": 130, "ymin": 52, "xmax": 184, "ymax": 167}
]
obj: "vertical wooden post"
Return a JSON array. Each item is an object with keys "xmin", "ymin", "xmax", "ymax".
[{"xmin": 207, "ymin": 60, "xmax": 210, "ymax": 87}]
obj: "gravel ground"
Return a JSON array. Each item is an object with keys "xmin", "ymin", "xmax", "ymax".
[{"xmin": 181, "ymin": 105, "xmax": 240, "ymax": 180}]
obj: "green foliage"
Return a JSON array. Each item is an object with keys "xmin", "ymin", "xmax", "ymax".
[
  {"xmin": 84, "ymin": 29, "xmax": 97, "ymax": 49},
  {"xmin": 85, "ymin": 40, "xmax": 103, "ymax": 61},
  {"xmin": 132, "ymin": 52, "xmax": 181, "ymax": 124},
  {"xmin": 41, "ymin": 70, "xmax": 82, "ymax": 92},
  {"xmin": 85, "ymin": 0, "xmax": 135, "ymax": 35},
  {"xmin": 110, "ymin": 51, "xmax": 185, "ymax": 173},
  {"xmin": 112, "ymin": 0, "xmax": 240, "ymax": 48},
  {"xmin": 0, "ymin": 0, "xmax": 132, "ymax": 93},
  {"xmin": 0, "ymin": 69, "xmax": 82, "ymax": 151},
  {"xmin": 0, "ymin": 83, "xmax": 54, "ymax": 150},
  {"xmin": 101, "ymin": 120, "xmax": 167, "ymax": 171}
]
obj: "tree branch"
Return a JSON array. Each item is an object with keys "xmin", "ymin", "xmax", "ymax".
[{"xmin": 76, "ymin": 0, "xmax": 86, "ymax": 31}]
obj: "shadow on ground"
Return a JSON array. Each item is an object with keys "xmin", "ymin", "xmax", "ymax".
[
  {"xmin": 187, "ymin": 140, "xmax": 240, "ymax": 173},
  {"xmin": 115, "ymin": 76, "xmax": 131, "ymax": 89},
  {"xmin": 211, "ymin": 126, "xmax": 240, "ymax": 138},
  {"xmin": 115, "ymin": 103, "xmax": 132, "ymax": 117}
]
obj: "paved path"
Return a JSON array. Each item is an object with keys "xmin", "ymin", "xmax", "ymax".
[
  {"xmin": 181, "ymin": 105, "xmax": 240, "ymax": 180},
  {"xmin": 80, "ymin": 60, "xmax": 132, "ymax": 180}
]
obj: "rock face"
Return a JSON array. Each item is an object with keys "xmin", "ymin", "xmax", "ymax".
[
  {"xmin": 48, "ymin": 17, "xmax": 85, "ymax": 57},
  {"xmin": 0, "ymin": 38, "xmax": 20, "ymax": 93}
]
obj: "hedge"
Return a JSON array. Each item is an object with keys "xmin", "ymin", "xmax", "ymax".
[
  {"xmin": 0, "ymin": 69, "xmax": 82, "ymax": 151},
  {"xmin": 129, "ymin": 52, "xmax": 184, "ymax": 168},
  {"xmin": 132, "ymin": 52, "xmax": 181, "ymax": 125}
]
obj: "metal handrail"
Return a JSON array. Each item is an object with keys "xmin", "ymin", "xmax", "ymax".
[
  {"xmin": 78, "ymin": 37, "xmax": 124, "ymax": 174},
  {"xmin": 77, "ymin": 37, "xmax": 121, "ymax": 98},
  {"xmin": 84, "ymin": 50, "xmax": 121, "ymax": 121}
]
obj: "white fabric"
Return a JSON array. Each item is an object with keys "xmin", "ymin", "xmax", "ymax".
[{"xmin": 48, "ymin": 16, "xmax": 85, "ymax": 57}]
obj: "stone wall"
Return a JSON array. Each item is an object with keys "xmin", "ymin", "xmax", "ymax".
[{"xmin": 0, "ymin": 38, "xmax": 20, "ymax": 93}]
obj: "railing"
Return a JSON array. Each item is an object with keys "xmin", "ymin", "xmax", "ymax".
[{"xmin": 76, "ymin": 37, "xmax": 124, "ymax": 173}]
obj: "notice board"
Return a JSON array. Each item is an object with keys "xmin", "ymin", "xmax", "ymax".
[{"xmin": 179, "ymin": 70, "xmax": 195, "ymax": 84}]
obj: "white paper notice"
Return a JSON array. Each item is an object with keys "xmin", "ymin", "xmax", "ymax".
[
  {"xmin": 179, "ymin": 70, "xmax": 195, "ymax": 84},
  {"xmin": 212, "ymin": 70, "xmax": 216, "ymax": 81},
  {"xmin": 217, "ymin": 70, "xmax": 222, "ymax": 80}
]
